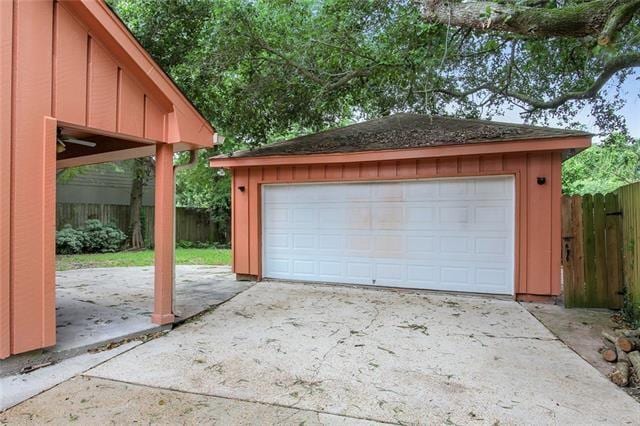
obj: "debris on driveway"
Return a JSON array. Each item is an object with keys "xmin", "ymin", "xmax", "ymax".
[
  {"xmin": 4, "ymin": 282, "xmax": 640, "ymax": 424},
  {"xmin": 80, "ymin": 281, "xmax": 640, "ymax": 424}
]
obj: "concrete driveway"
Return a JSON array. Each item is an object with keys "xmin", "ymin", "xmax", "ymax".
[{"xmin": 3, "ymin": 281, "xmax": 639, "ymax": 424}]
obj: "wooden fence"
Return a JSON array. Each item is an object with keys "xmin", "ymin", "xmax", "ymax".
[
  {"xmin": 56, "ymin": 203, "xmax": 228, "ymax": 245},
  {"xmin": 562, "ymin": 182, "xmax": 640, "ymax": 312},
  {"xmin": 618, "ymin": 183, "xmax": 640, "ymax": 317}
]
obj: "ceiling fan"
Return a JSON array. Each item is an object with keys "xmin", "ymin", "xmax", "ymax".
[{"xmin": 56, "ymin": 128, "xmax": 97, "ymax": 153}]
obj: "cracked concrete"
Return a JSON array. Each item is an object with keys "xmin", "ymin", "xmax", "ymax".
[
  {"xmin": 54, "ymin": 265, "xmax": 249, "ymax": 354},
  {"xmin": 2, "ymin": 265, "xmax": 252, "ymax": 378},
  {"xmin": 3, "ymin": 281, "xmax": 639, "ymax": 424},
  {"xmin": 1, "ymin": 376, "xmax": 378, "ymax": 425}
]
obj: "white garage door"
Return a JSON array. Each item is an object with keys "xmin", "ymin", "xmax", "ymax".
[{"xmin": 262, "ymin": 176, "xmax": 515, "ymax": 295}]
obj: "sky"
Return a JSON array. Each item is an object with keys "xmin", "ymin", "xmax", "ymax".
[{"xmin": 496, "ymin": 72, "xmax": 640, "ymax": 142}]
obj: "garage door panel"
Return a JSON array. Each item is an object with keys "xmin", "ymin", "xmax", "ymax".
[
  {"xmin": 474, "ymin": 176, "xmax": 511, "ymax": 195},
  {"xmin": 437, "ymin": 180, "xmax": 470, "ymax": 197},
  {"xmin": 263, "ymin": 177, "xmax": 514, "ymax": 295},
  {"xmin": 475, "ymin": 237, "xmax": 508, "ymax": 255},
  {"xmin": 265, "ymin": 233, "xmax": 289, "ymax": 249},
  {"xmin": 407, "ymin": 236, "xmax": 437, "ymax": 254},
  {"xmin": 372, "ymin": 183, "xmax": 404, "ymax": 201},
  {"xmin": 375, "ymin": 263, "xmax": 405, "ymax": 281},
  {"xmin": 405, "ymin": 183, "xmax": 437, "ymax": 200},
  {"xmin": 293, "ymin": 234, "xmax": 315, "ymax": 249},
  {"xmin": 318, "ymin": 234, "xmax": 346, "ymax": 250}
]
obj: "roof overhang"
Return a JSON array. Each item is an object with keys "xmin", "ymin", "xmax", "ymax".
[
  {"xmin": 209, "ymin": 136, "xmax": 592, "ymax": 169},
  {"xmin": 61, "ymin": 0, "xmax": 214, "ymax": 148}
]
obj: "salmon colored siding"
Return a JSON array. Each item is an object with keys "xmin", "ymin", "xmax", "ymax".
[
  {"xmin": 230, "ymin": 152, "xmax": 565, "ymax": 298},
  {"xmin": 54, "ymin": 1, "xmax": 211, "ymax": 146},
  {"xmin": 1, "ymin": 0, "xmax": 213, "ymax": 358},
  {"xmin": 0, "ymin": 0, "xmax": 14, "ymax": 360},
  {"xmin": 10, "ymin": 0, "xmax": 55, "ymax": 354}
]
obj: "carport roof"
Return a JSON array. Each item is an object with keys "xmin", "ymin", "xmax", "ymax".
[{"xmin": 220, "ymin": 113, "xmax": 590, "ymax": 159}]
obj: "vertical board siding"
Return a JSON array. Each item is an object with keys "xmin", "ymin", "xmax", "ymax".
[
  {"xmin": 52, "ymin": 4, "xmax": 170, "ymax": 138},
  {"xmin": 144, "ymin": 96, "xmax": 164, "ymax": 141},
  {"xmin": 0, "ymin": 0, "xmax": 13, "ymax": 359},
  {"xmin": 87, "ymin": 40, "xmax": 118, "ymax": 131},
  {"xmin": 231, "ymin": 152, "xmax": 561, "ymax": 297},
  {"xmin": 525, "ymin": 152, "xmax": 553, "ymax": 294},
  {"xmin": 42, "ymin": 118, "xmax": 57, "ymax": 347},
  {"xmin": 54, "ymin": 4, "xmax": 88, "ymax": 123},
  {"xmin": 562, "ymin": 193, "xmax": 624, "ymax": 308},
  {"xmin": 232, "ymin": 168, "xmax": 250, "ymax": 273},
  {"xmin": 550, "ymin": 152, "xmax": 562, "ymax": 295},
  {"xmin": 117, "ymin": 72, "xmax": 145, "ymax": 137},
  {"xmin": 11, "ymin": 0, "xmax": 54, "ymax": 354},
  {"xmin": 5, "ymin": 0, "xmax": 213, "ymax": 358},
  {"xmin": 618, "ymin": 182, "xmax": 640, "ymax": 317}
]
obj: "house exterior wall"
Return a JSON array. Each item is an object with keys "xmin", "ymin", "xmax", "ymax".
[
  {"xmin": 229, "ymin": 151, "xmax": 564, "ymax": 298},
  {"xmin": 57, "ymin": 163, "xmax": 155, "ymax": 206},
  {"xmin": 0, "ymin": 0, "xmax": 213, "ymax": 359}
]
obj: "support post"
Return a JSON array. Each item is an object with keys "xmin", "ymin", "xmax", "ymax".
[
  {"xmin": 0, "ymin": 0, "xmax": 13, "ymax": 359},
  {"xmin": 152, "ymin": 143, "xmax": 175, "ymax": 325}
]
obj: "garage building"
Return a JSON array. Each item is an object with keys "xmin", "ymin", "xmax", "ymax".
[{"xmin": 210, "ymin": 114, "xmax": 591, "ymax": 300}]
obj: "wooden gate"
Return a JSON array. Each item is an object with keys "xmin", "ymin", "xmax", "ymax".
[{"xmin": 561, "ymin": 193, "xmax": 624, "ymax": 308}]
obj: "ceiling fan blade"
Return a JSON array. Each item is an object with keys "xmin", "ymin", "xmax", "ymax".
[{"xmin": 62, "ymin": 136, "xmax": 96, "ymax": 148}]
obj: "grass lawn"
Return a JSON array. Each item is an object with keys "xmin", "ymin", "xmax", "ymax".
[{"xmin": 56, "ymin": 248, "xmax": 231, "ymax": 271}]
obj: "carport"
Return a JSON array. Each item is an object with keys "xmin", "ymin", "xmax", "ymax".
[
  {"xmin": 210, "ymin": 114, "xmax": 591, "ymax": 300},
  {"xmin": 0, "ymin": 0, "xmax": 214, "ymax": 359}
]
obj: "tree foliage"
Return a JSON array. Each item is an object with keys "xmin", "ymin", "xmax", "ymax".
[
  {"xmin": 562, "ymin": 133, "xmax": 640, "ymax": 194},
  {"xmin": 108, "ymin": 0, "xmax": 639, "ymax": 224},
  {"xmin": 110, "ymin": 0, "xmax": 638, "ymax": 142}
]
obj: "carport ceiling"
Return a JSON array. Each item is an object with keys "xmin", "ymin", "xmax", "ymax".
[{"xmin": 56, "ymin": 126, "xmax": 155, "ymax": 160}]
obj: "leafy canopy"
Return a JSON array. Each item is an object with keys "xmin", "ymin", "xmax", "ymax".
[
  {"xmin": 563, "ymin": 133, "xmax": 640, "ymax": 194},
  {"xmin": 110, "ymin": 0, "xmax": 638, "ymax": 145},
  {"xmin": 108, "ymin": 0, "xmax": 639, "ymax": 209}
]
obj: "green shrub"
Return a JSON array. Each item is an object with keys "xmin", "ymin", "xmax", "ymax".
[
  {"xmin": 56, "ymin": 225, "xmax": 86, "ymax": 255},
  {"xmin": 177, "ymin": 240, "xmax": 195, "ymax": 249},
  {"xmin": 176, "ymin": 240, "xmax": 217, "ymax": 249},
  {"xmin": 82, "ymin": 219, "xmax": 127, "ymax": 253}
]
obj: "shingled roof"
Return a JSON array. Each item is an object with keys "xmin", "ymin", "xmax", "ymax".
[{"xmin": 224, "ymin": 113, "xmax": 590, "ymax": 158}]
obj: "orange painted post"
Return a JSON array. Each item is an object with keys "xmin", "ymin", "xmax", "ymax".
[
  {"xmin": 10, "ymin": 0, "xmax": 55, "ymax": 355},
  {"xmin": 0, "ymin": 0, "xmax": 13, "ymax": 359},
  {"xmin": 152, "ymin": 143, "xmax": 175, "ymax": 325}
]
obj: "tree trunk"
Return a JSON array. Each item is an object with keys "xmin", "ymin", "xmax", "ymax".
[
  {"xmin": 617, "ymin": 336, "xmax": 639, "ymax": 353},
  {"xmin": 603, "ymin": 348, "xmax": 618, "ymax": 362},
  {"xmin": 419, "ymin": 0, "xmax": 640, "ymax": 42},
  {"xmin": 128, "ymin": 158, "xmax": 150, "ymax": 250}
]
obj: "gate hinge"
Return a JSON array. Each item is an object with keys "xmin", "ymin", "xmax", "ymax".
[{"xmin": 606, "ymin": 211, "xmax": 623, "ymax": 216}]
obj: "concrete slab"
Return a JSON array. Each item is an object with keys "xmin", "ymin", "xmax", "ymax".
[
  {"xmin": 54, "ymin": 265, "xmax": 247, "ymax": 353},
  {"xmin": 1, "ymin": 376, "xmax": 377, "ymax": 425},
  {"xmin": 1, "ymin": 265, "xmax": 250, "ymax": 377},
  {"xmin": 0, "ymin": 342, "xmax": 141, "ymax": 411},
  {"xmin": 522, "ymin": 302, "xmax": 618, "ymax": 377},
  {"xmin": 84, "ymin": 281, "xmax": 640, "ymax": 424}
]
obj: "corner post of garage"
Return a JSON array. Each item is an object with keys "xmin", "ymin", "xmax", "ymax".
[{"xmin": 152, "ymin": 142, "xmax": 176, "ymax": 325}]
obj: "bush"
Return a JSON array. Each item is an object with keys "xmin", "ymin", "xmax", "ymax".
[
  {"xmin": 56, "ymin": 220, "xmax": 127, "ymax": 255},
  {"xmin": 82, "ymin": 219, "xmax": 127, "ymax": 253},
  {"xmin": 56, "ymin": 225, "xmax": 86, "ymax": 255},
  {"xmin": 176, "ymin": 240, "xmax": 230, "ymax": 249}
]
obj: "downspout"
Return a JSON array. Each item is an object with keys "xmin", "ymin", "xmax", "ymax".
[{"xmin": 172, "ymin": 150, "xmax": 198, "ymax": 316}]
